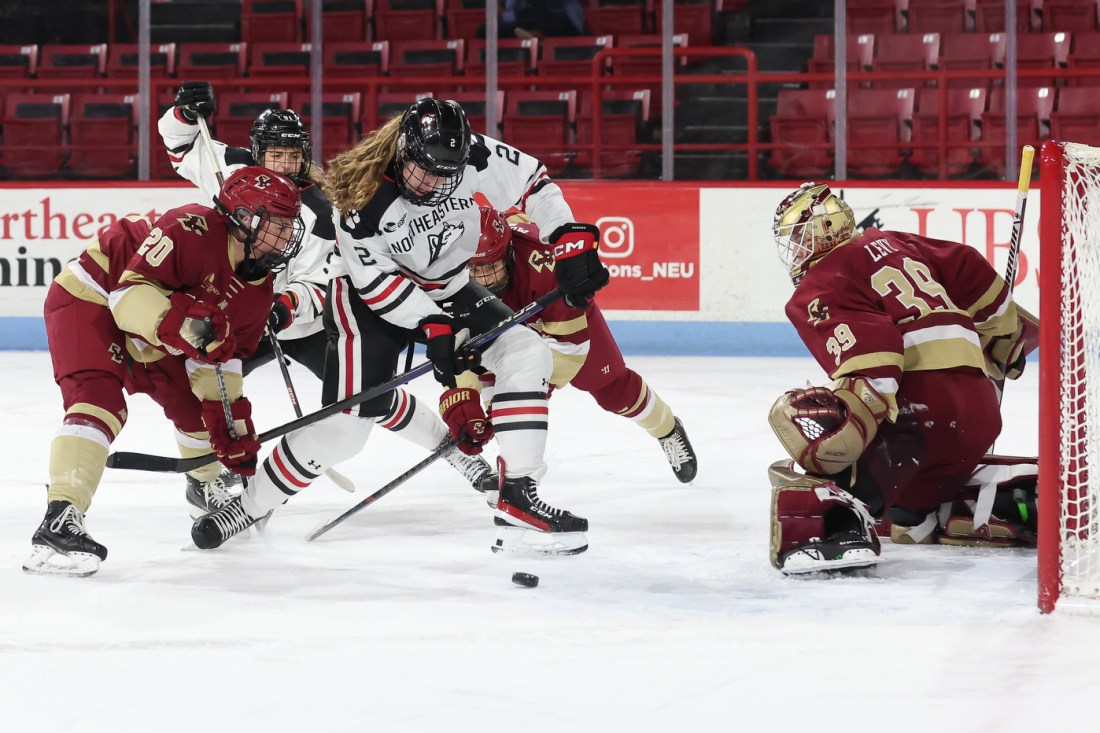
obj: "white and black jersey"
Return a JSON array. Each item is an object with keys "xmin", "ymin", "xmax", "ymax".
[
  {"xmin": 333, "ymin": 133, "xmax": 575, "ymax": 330},
  {"xmin": 158, "ymin": 107, "xmax": 333, "ymax": 341}
]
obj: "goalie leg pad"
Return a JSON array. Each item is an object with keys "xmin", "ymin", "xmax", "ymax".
[
  {"xmin": 939, "ymin": 456, "xmax": 1038, "ymax": 547},
  {"xmin": 769, "ymin": 461, "xmax": 882, "ymax": 575}
]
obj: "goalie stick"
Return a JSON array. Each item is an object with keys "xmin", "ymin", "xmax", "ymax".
[
  {"xmin": 305, "ymin": 437, "xmax": 459, "ymax": 542},
  {"xmin": 105, "ymin": 287, "xmax": 564, "ymax": 473},
  {"xmin": 992, "ymin": 145, "xmax": 1035, "ymax": 403}
]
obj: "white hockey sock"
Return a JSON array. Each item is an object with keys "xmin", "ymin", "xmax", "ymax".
[
  {"xmin": 243, "ymin": 412, "xmax": 374, "ymax": 517},
  {"xmin": 481, "ymin": 324, "xmax": 552, "ymax": 481},
  {"xmin": 376, "ymin": 387, "xmax": 447, "ymax": 450}
]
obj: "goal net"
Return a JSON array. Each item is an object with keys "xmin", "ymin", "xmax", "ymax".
[{"xmin": 1039, "ymin": 140, "xmax": 1100, "ymax": 612}]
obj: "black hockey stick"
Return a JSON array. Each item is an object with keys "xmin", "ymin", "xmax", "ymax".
[
  {"xmin": 305, "ymin": 437, "xmax": 459, "ymax": 542},
  {"xmin": 106, "ymin": 288, "xmax": 562, "ymax": 473}
]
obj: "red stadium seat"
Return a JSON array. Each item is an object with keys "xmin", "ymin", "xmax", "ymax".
[
  {"xmin": 177, "ymin": 43, "xmax": 248, "ymax": 81},
  {"xmin": 807, "ymin": 34, "xmax": 875, "ymax": 87},
  {"xmin": 445, "ymin": 89, "xmax": 505, "ymax": 136},
  {"xmin": 37, "ymin": 44, "xmax": 106, "ymax": 80},
  {"xmin": 0, "ymin": 44, "xmax": 38, "ymax": 79},
  {"xmin": 290, "ymin": 92, "xmax": 362, "ymax": 163},
  {"xmin": 324, "ymin": 41, "xmax": 390, "ymax": 78},
  {"xmin": 68, "ymin": 93, "xmax": 137, "ymax": 178},
  {"xmin": 847, "ymin": 0, "xmax": 905, "ymax": 34},
  {"xmin": 1016, "ymin": 32, "xmax": 1071, "ymax": 87},
  {"xmin": 974, "ymin": 0, "xmax": 1035, "ymax": 32},
  {"xmin": 389, "ymin": 40, "xmax": 464, "ymax": 92},
  {"xmin": 249, "ymin": 42, "xmax": 312, "ymax": 80},
  {"xmin": 241, "ymin": 0, "xmax": 302, "ymax": 44},
  {"xmin": 768, "ymin": 88, "xmax": 835, "ymax": 178},
  {"xmin": 1067, "ymin": 31, "xmax": 1100, "ymax": 85},
  {"xmin": 654, "ymin": 0, "xmax": 712, "ymax": 46},
  {"xmin": 305, "ymin": 0, "xmax": 371, "ymax": 43},
  {"xmin": 466, "ymin": 38, "xmax": 538, "ymax": 79},
  {"xmin": 216, "ymin": 92, "xmax": 290, "ymax": 148},
  {"xmin": 1050, "ymin": 87, "xmax": 1100, "ymax": 144},
  {"xmin": 614, "ymin": 34, "xmax": 688, "ymax": 112},
  {"xmin": 363, "ymin": 90, "xmax": 433, "ymax": 131},
  {"xmin": 374, "ymin": 0, "xmax": 443, "ymax": 42},
  {"xmin": 575, "ymin": 89, "xmax": 649, "ymax": 177},
  {"xmin": 502, "ymin": 90, "xmax": 576, "ymax": 175},
  {"xmin": 907, "ymin": 0, "xmax": 974, "ymax": 34},
  {"xmin": 871, "ymin": 32, "xmax": 939, "ymax": 88},
  {"xmin": 1, "ymin": 93, "xmax": 69, "ymax": 178},
  {"xmin": 586, "ymin": 0, "xmax": 651, "ymax": 37},
  {"xmin": 940, "ymin": 32, "xmax": 1005, "ymax": 88},
  {"xmin": 846, "ymin": 87, "xmax": 915, "ymax": 177},
  {"xmin": 1043, "ymin": 0, "xmax": 1100, "ymax": 32},
  {"xmin": 539, "ymin": 36, "xmax": 614, "ymax": 78},
  {"xmin": 106, "ymin": 43, "xmax": 177, "ymax": 78},
  {"xmin": 443, "ymin": 0, "xmax": 486, "ymax": 40},
  {"xmin": 978, "ymin": 86, "xmax": 1053, "ymax": 175},
  {"xmin": 909, "ymin": 86, "xmax": 986, "ymax": 176}
]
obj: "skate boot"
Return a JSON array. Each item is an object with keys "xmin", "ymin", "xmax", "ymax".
[
  {"xmin": 191, "ymin": 495, "xmax": 270, "ymax": 550},
  {"xmin": 22, "ymin": 501, "xmax": 108, "ymax": 578},
  {"xmin": 659, "ymin": 417, "xmax": 698, "ymax": 483},
  {"xmin": 779, "ymin": 529, "xmax": 881, "ymax": 575},
  {"xmin": 437, "ymin": 437, "xmax": 494, "ymax": 493},
  {"xmin": 217, "ymin": 467, "xmax": 242, "ymax": 489},
  {"xmin": 493, "ymin": 476, "xmax": 588, "ymax": 555},
  {"xmin": 185, "ymin": 472, "xmax": 239, "ymax": 519}
]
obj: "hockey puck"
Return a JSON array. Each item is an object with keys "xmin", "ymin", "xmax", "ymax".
[{"xmin": 512, "ymin": 572, "xmax": 539, "ymax": 588}]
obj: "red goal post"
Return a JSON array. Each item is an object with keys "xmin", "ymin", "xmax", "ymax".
[{"xmin": 1038, "ymin": 140, "xmax": 1100, "ymax": 613}]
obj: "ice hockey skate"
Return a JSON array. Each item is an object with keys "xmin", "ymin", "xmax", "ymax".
[
  {"xmin": 777, "ymin": 530, "xmax": 882, "ymax": 575},
  {"xmin": 191, "ymin": 495, "xmax": 271, "ymax": 550},
  {"xmin": 659, "ymin": 417, "xmax": 698, "ymax": 483},
  {"xmin": 493, "ymin": 476, "xmax": 588, "ymax": 555},
  {"xmin": 436, "ymin": 437, "xmax": 494, "ymax": 493},
  {"xmin": 185, "ymin": 472, "xmax": 240, "ymax": 519},
  {"xmin": 22, "ymin": 501, "xmax": 108, "ymax": 578}
]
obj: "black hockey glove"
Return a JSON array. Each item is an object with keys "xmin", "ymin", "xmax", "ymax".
[
  {"xmin": 419, "ymin": 314, "xmax": 482, "ymax": 389},
  {"xmin": 174, "ymin": 81, "xmax": 216, "ymax": 122},
  {"xmin": 267, "ymin": 292, "xmax": 297, "ymax": 333},
  {"xmin": 549, "ymin": 222, "xmax": 610, "ymax": 309}
]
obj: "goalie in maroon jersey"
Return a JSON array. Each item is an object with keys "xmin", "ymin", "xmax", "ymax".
[
  {"xmin": 766, "ymin": 182, "xmax": 1039, "ymax": 575},
  {"xmin": 23, "ymin": 166, "xmax": 304, "ymax": 578},
  {"xmin": 467, "ymin": 206, "xmax": 697, "ymax": 488}
]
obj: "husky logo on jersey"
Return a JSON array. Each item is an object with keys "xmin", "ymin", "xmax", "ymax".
[
  {"xmin": 426, "ymin": 221, "xmax": 465, "ymax": 265},
  {"xmin": 527, "ymin": 248, "xmax": 556, "ymax": 273},
  {"xmin": 177, "ymin": 213, "xmax": 208, "ymax": 234},
  {"xmin": 383, "ymin": 212, "xmax": 408, "ymax": 233},
  {"xmin": 807, "ymin": 298, "xmax": 830, "ymax": 323}
]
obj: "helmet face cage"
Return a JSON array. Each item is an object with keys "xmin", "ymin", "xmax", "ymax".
[
  {"xmin": 217, "ymin": 166, "xmax": 305, "ymax": 273},
  {"xmin": 394, "ymin": 98, "xmax": 472, "ymax": 207},
  {"xmin": 773, "ymin": 182, "xmax": 856, "ymax": 282},
  {"xmin": 250, "ymin": 109, "xmax": 311, "ymax": 180}
]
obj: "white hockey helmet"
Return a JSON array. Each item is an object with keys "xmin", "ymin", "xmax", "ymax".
[{"xmin": 773, "ymin": 182, "xmax": 857, "ymax": 282}]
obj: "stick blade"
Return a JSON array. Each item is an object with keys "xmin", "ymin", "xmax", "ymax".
[{"xmin": 105, "ymin": 451, "xmax": 185, "ymax": 473}]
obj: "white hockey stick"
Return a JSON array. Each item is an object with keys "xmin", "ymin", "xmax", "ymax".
[{"xmin": 195, "ymin": 114, "xmax": 356, "ymax": 493}]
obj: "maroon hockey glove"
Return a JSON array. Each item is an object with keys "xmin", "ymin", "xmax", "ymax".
[
  {"xmin": 156, "ymin": 292, "xmax": 236, "ymax": 363},
  {"xmin": 420, "ymin": 314, "xmax": 481, "ymax": 389},
  {"xmin": 439, "ymin": 388, "xmax": 494, "ymax": 456},
  {"xmin": 174, "ymin": 81, "xmax": 216, "ymax": 123},
  {"xmin": 549, "ymin": 222, "xmax": 610, "ymax": 309},
  {"xmin": 268, "ymin": 291, "xmax": 297, "ymax": 333},
  {"xmin": 200, "ymin": 397, "xmax": 260, "ymax": 476}
]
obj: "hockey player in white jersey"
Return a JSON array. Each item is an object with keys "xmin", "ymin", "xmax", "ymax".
[
  {"xmin": 159, "ymin": 83, "xmax": 494, "ymax": 514},
  {"xmin": 192, "ymin": 98, "xmax": 610, "ymax": 555}
]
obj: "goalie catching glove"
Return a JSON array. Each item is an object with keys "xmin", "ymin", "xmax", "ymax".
[
  {"xmin": 769, "ymin": 376, "xmax": 889, "ymax": 475},
  {"xmin": 200, "ymin": 397, "xmax": 260, "ymax": 476},
  {"xmin": 156, "ymin": 292, "xmax": 235, "ymax": 363},
  {"xmin": 439, "ymin": 388, "xmax": 494, "ymax": 456},
  {"xmin": 549, "ymin": 222, "xmax": 611, "ymax": 309}
]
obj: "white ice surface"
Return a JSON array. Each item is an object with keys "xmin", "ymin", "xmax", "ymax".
[{"xmin": 1, "ymin": 351, "xmax": 1095, "ymax": 732}]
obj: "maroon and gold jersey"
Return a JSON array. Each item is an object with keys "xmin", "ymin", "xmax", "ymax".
[
  {"xmin": 787, "ymin": 227, "xmax": 1016, "ymax": 416},
  {"xmin": 55, "ymin": 204, "xmax": 274, "ymax": 364}
]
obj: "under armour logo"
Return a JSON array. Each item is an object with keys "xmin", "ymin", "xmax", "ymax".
[{"xmin": 308, "ymin": 460, "xmax": 321, "ymax": 469}]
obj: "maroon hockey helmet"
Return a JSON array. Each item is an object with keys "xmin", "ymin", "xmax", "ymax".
[
  {"xmin": 216, "ymin": 166, "xmax": 305, "ymax": 273},
  {"xmin": 468, "ymin": 206, "xmax": 513, "ymax": 294}
]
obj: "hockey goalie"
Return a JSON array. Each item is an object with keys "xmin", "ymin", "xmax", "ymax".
[{"xmin": 766, "ymin": 183, "xmax": 1039, "ymax": 575}]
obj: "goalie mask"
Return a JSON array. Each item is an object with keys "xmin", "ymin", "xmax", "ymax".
[
  {"xmin": 394, "ymin": 98, "xmax": 471, "ymax": 207},
  {"xmin": 469, "ymin": 207, "xmax": 513, "ymax": 294},
  {"xmin": 215, "ymin": 166, "xmax": 305, "ymax": 278},
  {"xmin": 773, "ymin": 182, "xmax": 857, "ymax": 283}
]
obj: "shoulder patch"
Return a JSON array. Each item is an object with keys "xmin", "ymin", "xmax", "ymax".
[
  {"xmin": 176, "ymin": 213, "xmax": 209, "ymax": 235},
  {"xmin": 339, "ymin": 182, "xmax": 401, "ymax": 238}
]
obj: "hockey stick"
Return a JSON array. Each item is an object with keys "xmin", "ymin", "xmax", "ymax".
[
  {"xmin": 305, "ymin": 437, "xmax": 459, "ymax": 542},
  {"xmin": 266, "ymin": 327, "xmax": 357, "ymax": 493},
  {"xmin": 106, "ymin": 287, "xmax": 563, "ymax": 473}
]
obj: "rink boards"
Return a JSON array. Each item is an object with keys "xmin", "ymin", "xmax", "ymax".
[{"xmin": 0, "ymin": 180, "xmax": 1039, "ymax": 354}]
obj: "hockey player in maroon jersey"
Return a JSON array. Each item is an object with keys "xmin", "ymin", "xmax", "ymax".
[
  {"xmin": 23, "ymin": 166, "xmax": 304, "ymax": 577},
  {"xmin": 765, "ymin": 182, "xmax": 1038, "ymax": 575},
  {"xmin": 467, "ymin": 207, "xmax": 697, "ymax": 487}
]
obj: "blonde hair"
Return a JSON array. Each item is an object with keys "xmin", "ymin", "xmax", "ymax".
[
  {"xmin": 301, "ymin": 161, "xmax": 326, "ymax": 188},
  {"xmin": 324, "ymin": 115, "xmax": 403, "ymax": 214}
]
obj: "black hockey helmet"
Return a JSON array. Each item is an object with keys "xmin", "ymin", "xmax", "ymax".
[
  {"xmin": 394, "ymin": 98, "xmax": 471, "ymax": 206},
  {"xmin": 250, "ymin": 109, "xmax": 311, "ymax": 180}
]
